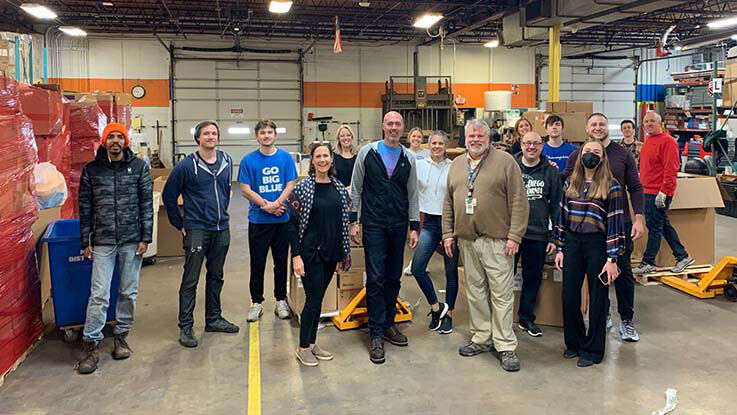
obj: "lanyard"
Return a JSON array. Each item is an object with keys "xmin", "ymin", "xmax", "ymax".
[{"xmin": 466, "ymin": 150, "xmax": 490, "ymax": 199}]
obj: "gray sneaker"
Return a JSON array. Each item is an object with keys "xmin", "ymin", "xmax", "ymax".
[
  {"xmin": 671, "ymin": 256, "xmax": 695, "ymax": 273},
  {"xmin": 275, "ymin": 300, "xmax": 290, "ymax": 319},
  {"xmin": 459, "ymin": 341, "xmax": 492, "ymax": 357},
  {"xmin": 247, "ymin": 303, "xmax": 264, "ymax": 322},
  {"xmin": 295, "ymin": 348, "xmax": 319, "ymax": 367},
  {"xmin": 500, "ymin": 351, "xmax": 521, "ymax": 372},
  {"xmin": 311, "ymin": 344, "xmax": 333, "ymax": 360},
  {"xmin": 632, "ymin": 263, "xmax": 656, "ymax": 274},
  {"xmin": 606, "ymin": 313, "xmax": 613, "ymax": 330},
  {"xmin": 619, "ymin": 320, "xmax": 640, "ymax": 342}
]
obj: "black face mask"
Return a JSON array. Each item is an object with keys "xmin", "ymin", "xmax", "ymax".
[{"xmin": 582, "ymin": 152, "xmax": 601, "ymax": 169}]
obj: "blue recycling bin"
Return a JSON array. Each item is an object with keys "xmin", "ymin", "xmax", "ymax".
[{"xmin": 43, "ymin": 220, "xmax": 120, "ymax": 328}]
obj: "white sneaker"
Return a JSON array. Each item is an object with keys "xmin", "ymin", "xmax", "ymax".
[
  {"xmin": 247, "ymin": 303, "xmax": 263, "ymax": 322},
  {"xmin": 275, "ymin": 300, "xmax": 290, "ymax": 320},
  {"xmin": 403, "ymin": 263, "xmax": 413, "ymax": 276}
]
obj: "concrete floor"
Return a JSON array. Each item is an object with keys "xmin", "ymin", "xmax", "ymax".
[{"xmin": 2, "ymin": 196, "xmax": 737, "ymax": 415}]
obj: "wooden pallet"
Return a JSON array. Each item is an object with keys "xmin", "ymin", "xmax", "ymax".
[{"xmin": 634, "ymin": 264, "xmax": 713, "ymax": 286}]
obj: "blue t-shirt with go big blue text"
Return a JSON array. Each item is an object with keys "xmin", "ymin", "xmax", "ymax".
[{"xmin": 238, "ymin": 148, "xmax": 298, "ymax": 224}]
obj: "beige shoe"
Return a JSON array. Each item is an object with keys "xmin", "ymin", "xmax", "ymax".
[
  {"xmin": 296, "ymin": 348, "xmax": 319, "ymax": 367},
  {"xmin": 311, "ymin": 344, "xmax": 333, "ymax": 361}
]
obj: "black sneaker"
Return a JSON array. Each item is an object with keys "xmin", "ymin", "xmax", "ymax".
[
  {"xmin": 427, "ymin": 303, "xmax": 449, "ymax": 331},
  {"xmin": 369, "ymin": 337, "xmax": 385, "ymax": 364},
  {"xmin": 205, "ymin": 318, "xmax": 240, "ymax": 333},
  {"xmin": 383, "ymin": 326, "xmax": 408, "ymax": 347},
  {"xmin": 563, "ymin": 349, "xmax": 578, "ymax": 359},
  {"xmin": 438, "ymin": 315, "xmax": 453, "ymax": 334},
  {"xmin": 577, "ymin": 357, "xmax": 594, "ymax": 367},
  {"xmin": 518, "ymin": 320, "xmax": 542, "ymax": 337},
  {"xmin": 179, "ymin": 327, "xmax": 198, "ymax": 348}
]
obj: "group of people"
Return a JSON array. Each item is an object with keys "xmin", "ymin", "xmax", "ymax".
[{"xmin": 73, "ymin": 107, "xmax": 694, "ymax": 374}]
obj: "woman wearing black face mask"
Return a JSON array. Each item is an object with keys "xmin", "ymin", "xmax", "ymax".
[{"xmin": 554, "ymin": 140, "xmax": 625, "ymax": 368}]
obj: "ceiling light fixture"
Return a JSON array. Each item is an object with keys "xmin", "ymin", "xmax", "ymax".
[
  {"xmin": 228, "ymin": 126, "xmax": 251, "ymax": 135},
  {"xmin": 707, "ymin": 16, "xmax": 737, "ymax": 29},
  {"xmin": 484, "ymin": 39, "xmax": 499, "ymax": 48},
  {"xmin": 413, "ymin": 14, "xmax": 443, "ymax": 29},
  {"xmin": 732, "ymin": 34, "xmax": 737, "ymax": 41},
  {"xmin": 20, "ymin": 3, "xmax": 57, "ymax": 19},
  {"xmin": 358, "ymin": 1, "xmax": 371, "ymax": 7},
  {"xmin": 102, "ymin": 1, "xmax": 114, "ymax": 6},
  {"xmin": 59, "ymin": 26, "xmax": 87, "ymax": 37},
  {"xmin": 269, "ymin": 1, "xmax": 293, "ymax": 14}
]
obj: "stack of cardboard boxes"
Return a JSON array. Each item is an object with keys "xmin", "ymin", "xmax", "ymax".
[
  {"xmin": 150, "ymin": 169, "xmax": 185, "ymax": 257},
  {"xmin": 723, "ymin": 56, "xmax": 737, "ymax": 108},
  {"xmin": 522, "ymin": 101, "xmax": 594, "ymax": 143}
]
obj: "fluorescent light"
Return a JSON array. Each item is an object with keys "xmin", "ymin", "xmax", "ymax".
[
  {"xmin": 20, "ymin": 3, "xmax": 57, "ymax": 19},
  {"xmin": 276, "ymin": 127, "xmax": 286, "ymax": 134},
  {"xmin": 707, "ymin": 16, "xmax": 737, "ymax": 29},
  {"xmin": 102, "ymin": 1, "xmax": 114, "ymax": 6},
  {"xmin": 732, "ymin": 34, "xmax": 737, "ymax": 41},
  {"xmin": 413, "ymin": 14, "xmax": 443, "ymax": 29},
  {"xmin": 484, "ymin": 40, "xmax": 499, "ymax": 48},
  {"xmin": 269, "ymin": 1, "xmax": 292, "ymax": 13},
  {"xmin": 673, "ymin": 45, "xmax": 683, "ymax": 51},
  {"xmin": 228, "ymin": 126, "xmax": 250, "ymax": 135},
  {"xmin": 59, "ymin": 26, "xmax": 87, "ymax": 37}
]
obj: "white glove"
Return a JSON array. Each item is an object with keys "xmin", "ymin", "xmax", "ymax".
[{"xmin": 655, "ymin": 192, "xmax": 667, "ymax": 209}]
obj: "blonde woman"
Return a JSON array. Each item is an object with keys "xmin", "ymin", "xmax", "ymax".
[
  {"xmin": 334, "ymin": 124, "xmax": 357, "ymax": 187},
  {"xmin": 406, "ymin": 127, "xmax": 430, "ymax": 160},
  {"xmin": 554, "ymin": 140, "xmax": 625, "ymax": 368},
  {"xmin": 505, "ymin": 118, "xmax": 530, "ymax": 156}
]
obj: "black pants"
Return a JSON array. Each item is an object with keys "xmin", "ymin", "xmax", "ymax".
[
  {"xmin": 299, "ymin": 258, "xmax": 337, "ymax": 348},
  {"xmin": 611, "ymin": 222, "xmax": 634, "ymax": 321},
  {"xmin": 179, "ymin": 229, "xmax": 230, "ymax": 329},
  {"xmin": 562, "ymin": 232, "xmax": 609, "ymax": 363},
  {"xmin": 248, "ymin": 222, "xmax": 289, "ymax": 304},
  {"xmin": 515, "ymin": 238, "xmax": 548, "ymax": 324},
  {"xmin": 362, "ymin": 224, "xmax": 407, "ymax": 338}
]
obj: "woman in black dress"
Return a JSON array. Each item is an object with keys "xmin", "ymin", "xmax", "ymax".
[
  {"xmin": 333, "ymin": 124, "xmax": 356, "ymax": 189},
  {"xmin": 288, "ymin": 142, "xmax": 352, "ymax": 367}
]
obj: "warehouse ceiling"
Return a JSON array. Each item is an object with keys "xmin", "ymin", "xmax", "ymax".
[{"xmin": 1, "ymin": 0, "xmax": 737, "ymax": 48}]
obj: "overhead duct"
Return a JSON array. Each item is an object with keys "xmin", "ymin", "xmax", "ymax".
[{"xmin": 502, "ymin": 0, "xmax": 687, "ymax": 47}]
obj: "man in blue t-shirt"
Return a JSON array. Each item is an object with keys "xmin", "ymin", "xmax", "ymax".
[
  {"xmin": 238, "ymin": 119, "xmax": 298, "ymax": 323},
  {"xmin": 541, "ymin": 114, "xmax": 577, "ymax": 173}
]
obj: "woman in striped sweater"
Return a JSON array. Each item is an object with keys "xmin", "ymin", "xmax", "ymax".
[{"xmin": 554, "ymin": 140, "xmax": 625, "ymax": 368}]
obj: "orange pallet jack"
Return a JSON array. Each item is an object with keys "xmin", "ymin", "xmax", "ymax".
[
  {"xmin": 658, "ymin": 256, "xmax": 737, "ymax": 300},
  {"xmin": 331, "ymin": 288, "xmax": 413, "ymax": 330}
]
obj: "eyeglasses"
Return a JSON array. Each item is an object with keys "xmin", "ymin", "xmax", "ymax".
[{"xmin": 521, "ymin": 142, "xmax": 543, "ymax": 147}]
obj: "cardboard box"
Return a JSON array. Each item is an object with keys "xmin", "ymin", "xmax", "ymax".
[
  {"xmin": 337, "ymin": 288, "xmax": 363, "ymax": 310},
  {"xmin": 150, "ymin": 168, "xmax": 172, "ymax": 180},
  {"xmin": 338, "ymin": 269, "xmax": 365, "ymax": 290},
  {"xmin": 560, "ymin": 112, "xmax": 589, "ymax": 143},
  {"xmin": 287, "ymin": 269, "xmax": 338, "ymax": 320},
  {"xmin": 723, "ymin": 57, "xmax": 737, "ymax": 108},
  {"xmin": 31, "ymin": 207, "xmax": 61, "ymax": 309},
  {"xmin": 522, "ymin": 111, "xmax": 549, "ymax": 137},
  {"xmin": 632, "ymin": 174, "xmax": 724, "ymax": 266},
  {"xmin": 512, "ymin": 266, "xmax": 564, "ymax": 328},
  {"xmin": 545, "ymin": 101, "xmax": 593, "ymax": 115},
  {"xmin": 19, "ymin": 85, "xmax": 64, "ymax": 136}
]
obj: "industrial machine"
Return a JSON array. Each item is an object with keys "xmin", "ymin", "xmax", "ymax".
[{"xmin": 381, "ymin": 52, "xmax": 460, "ymax": 143}]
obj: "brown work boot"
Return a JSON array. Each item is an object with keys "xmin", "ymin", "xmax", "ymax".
[
  {"xmin": 112, "ymin": 332, "xmax": 132, "ymax": 360},
  {"xmin": 77, "ymin": 341, "xmax": 99, "ymax": 374}
]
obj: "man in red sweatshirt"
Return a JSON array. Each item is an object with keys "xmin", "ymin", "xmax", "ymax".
[{"xmin": 633, "ymin": 112, "xmax": 693, "ymax": 275}]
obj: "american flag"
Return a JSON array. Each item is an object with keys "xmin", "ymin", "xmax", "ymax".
[{"xmin": 334, "ymin": 16, "xmax": 343, "ymax": 54}]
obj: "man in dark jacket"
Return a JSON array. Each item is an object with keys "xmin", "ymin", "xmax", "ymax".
[
  {"xmin": 163, "ymin": 120, "xmax": 239, "ymax": 348},
  {"xmin": 350, "ymin": 111, "xmax": 420, "ymax": 364},
  {"xmin": 76, "ymin": 123, "xmax": 153, "ymax": 374},
  {"xmin": 515, "ymin": 132, "xmax": 562, "ymax": 337}
]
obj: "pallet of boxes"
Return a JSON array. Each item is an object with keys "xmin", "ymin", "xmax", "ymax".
[{"xmin": 522, "ymin": 101, "xmax": 593, "ymax": 145}]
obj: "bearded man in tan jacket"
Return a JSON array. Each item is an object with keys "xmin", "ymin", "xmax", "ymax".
[{"xmin": 443, "ymin": 119, "xmax": 529, "ymax": 372}]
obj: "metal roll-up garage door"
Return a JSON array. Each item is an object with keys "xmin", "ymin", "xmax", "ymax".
[{"xmin": 172, "ymin": 57, "xmax": 302, "ymax": 168}]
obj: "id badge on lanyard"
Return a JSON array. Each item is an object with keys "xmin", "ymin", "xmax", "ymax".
[{"xmin": 465, "ymin": 153, "xmax": 487, "ymax": 215}]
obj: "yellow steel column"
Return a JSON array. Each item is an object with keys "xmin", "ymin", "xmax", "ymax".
[{"xmin": 548, "ymin": 23, "xmax": 561, "ymax": 102}]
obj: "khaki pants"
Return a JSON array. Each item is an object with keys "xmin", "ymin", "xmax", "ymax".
[{"xmin": 460, "ymin": 237, "xmax": 517, "ymax": 352}]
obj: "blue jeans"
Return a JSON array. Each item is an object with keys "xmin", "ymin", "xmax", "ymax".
[
  {"xmin": 642, "ymin": 194, "xmax": 688, "ymax": 265},
  {"xmin": 83, "ymin": 243, "xmax": 142, "ymax": 343},
  {"xmin": 411, "ymin": 214, "xmax": 459, "ymax": 310},
  {"xmin": 363, "ymin": 224, "xmax": 407, "ymax": 338}
]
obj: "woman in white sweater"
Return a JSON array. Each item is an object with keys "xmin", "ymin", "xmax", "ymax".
[{"xmin": 410, "ymin": 130, "xmax": 458, "ymax": 334}]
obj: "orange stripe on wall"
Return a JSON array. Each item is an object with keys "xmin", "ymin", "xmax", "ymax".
[
  {"xmin": 304, "ymin": 81, "xmax": 536, "ymax": 109},
  {"xmin": 47, "ymin": 78, "xmax": 169, "ymax": 107}
]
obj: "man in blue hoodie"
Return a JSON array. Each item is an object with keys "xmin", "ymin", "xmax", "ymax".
[
  {"xmin": 515, "ymin": 131, "xmax": 562, "ymax": 337},
  {"xmin": 163, "ymin": 120, "xmax": 239, "ymax": 348}
]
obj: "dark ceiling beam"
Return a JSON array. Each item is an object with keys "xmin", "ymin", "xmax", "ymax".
[{"xmin": 419, "ymin": 9, "xmax": 508, "ymax": 47}]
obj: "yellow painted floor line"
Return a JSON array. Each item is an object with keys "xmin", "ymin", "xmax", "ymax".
[{"xmin": 248, "ymin": 321, "xmax": 261, "ymax": 415}]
